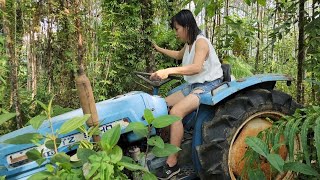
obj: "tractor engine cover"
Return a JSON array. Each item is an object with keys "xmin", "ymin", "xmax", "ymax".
[{"xmin": 0, "ymin": 91, "xmax": 167, "ymax": 180}]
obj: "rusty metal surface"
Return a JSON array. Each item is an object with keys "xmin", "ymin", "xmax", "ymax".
[{"xmin": 228, "ymin": 111, "xmax": 291, "ymax": 180}]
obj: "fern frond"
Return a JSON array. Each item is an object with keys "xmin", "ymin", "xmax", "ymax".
[
  {"xmin": 301, "ymin": 116, "xmax": 312, "ymax": 165},
  {"xmin": 284, "ymin": 117, "xmax": 295, "ymax": 145},
  {"xmin": 266, "ymin": 126, "xmax": 275, "ymax": 149},
  {"xmin": 273, "ymin": 120, "xmax": 287, "ymax": 153},
  {"xmin": 288, "ymin": 118, "xmax": 302, "ymax": 161},
  {"xmin": 315, "ymin": 116, "xmax": 320, "ymax": 168}
]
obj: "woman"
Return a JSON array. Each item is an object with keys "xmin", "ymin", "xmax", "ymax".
[{"xmin": 151, "ymin": 9, "xmax": 223, "ymax": 179}]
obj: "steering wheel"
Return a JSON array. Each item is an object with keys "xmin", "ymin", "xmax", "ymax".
[{"xmin": 134, "ymin": 71, "xmax": 180, "ymax": 88}]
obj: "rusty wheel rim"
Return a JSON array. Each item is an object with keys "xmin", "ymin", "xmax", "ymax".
[{"xmin": 227, "ymin": 111, "xmax": 291, "ymax": 180}]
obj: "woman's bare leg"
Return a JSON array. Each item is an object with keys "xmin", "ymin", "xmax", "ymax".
[{"xmin": 165, "ymin": 90, "xmax": 202, "ymax": 167}]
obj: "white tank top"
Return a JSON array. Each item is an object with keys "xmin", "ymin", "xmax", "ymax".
[{"xmin": 182, "ymin": 35, "xmax": 223, "ymax": 83}]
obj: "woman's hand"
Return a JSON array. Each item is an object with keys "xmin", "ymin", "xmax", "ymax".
[
  {"xmin": 150, "ymin": 69, "xmax": 170, "ymax": 81},
  {"xmin": 152, "ymin": 43, "xmax": 160, "ymax": 52}
]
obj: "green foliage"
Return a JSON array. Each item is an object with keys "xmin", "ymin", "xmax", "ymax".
[
  {"xmin": 248, "ymin": 169, "xmax": 266, "ymax": 180},
  {"xmin": 126, "ymin": 109, "xmax": 181, "ymax": 160},
  {"xmin": 151, "ymin": 115, "xmax": 181, "ymax": 128},
  {"xmin": 223, "ymin": 15, "xmax": 257, "ymax": 58},
  {"xmin": 94, "ymin": 0, "xmax": 148, "ymax": 100},
  {"xmin": 26, "ymin": 149, "xmax": 46, "ymax": 165},
  {"xmin": 59, "ymin": 114, "xmax": 91, "ymax": 135},
  {"xmin": 224, "ymin": 56, "xmax": 253, "ymax": 79},
  {"xmin": 125, "ymin": 122, "xmax": 148, "ymax": 138},
  {"xmin": 147, "ymin": 136, "xmax": 164, "ymax": 149},
  {"xmin": 151, "ymin": 143, "xmax": 181, "ymax": 157},
  {"xmin": 243, "ymin": 106, "xmax": 320, "ymax": 178},
  {"xmin": 3, "ymin": 133, "xmax": 43, "ymax": 144},
  {"xmin": 3, "ymin": 106, "xmax": 166, "ymax": 179},
  {"xmin": 0, "ymin": 113, "xmax": 16, "ymax": 126},
  {"xmin": 284, "ymin": 162, "xmax": 319, "ymax": 176},
  {"xmin": 28, "ymin": 115, "xmax": 47, "ymax": 130},
  {"xmin": 100, "ymin": 124, "xmax": 121, "ymax": 151}
]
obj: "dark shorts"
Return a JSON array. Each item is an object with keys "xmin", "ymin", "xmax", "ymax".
[{"xmin": 168, "ymin": 77, "xmax": 223, "ymax": 101}]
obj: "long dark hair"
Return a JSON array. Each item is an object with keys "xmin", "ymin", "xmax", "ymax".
[{"xmin": 170, "ymin": 9, "xmax": 201, "ymax": 44}]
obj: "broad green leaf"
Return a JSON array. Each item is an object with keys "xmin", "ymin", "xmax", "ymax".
[
  {"xmin": 59, "ymin": 162, "xmax": 72, "ymax": 171},
  {"xmin": 26, "ymin": 149, "xmax": 46, "ymax": 166},
  {"xmin": 29, "ymin": 115, "xmax": 47, "ymax": 130},
  {"xmin": 151, "ymin": 143, "xmax": 181, "ymax": 157},
  {"xmin": 147, "ymin": 136, "xmax": 164, "ymax": 148},
  {"xmin": 118, "ymin": 161, "xmax": 146, "ymax": 171},
  {"xmin": 36, "ymin": 158, "xmax": 46, "ymax": 166},
  {"xmin": 3, "ymin": 133, "xmax": 43, "ymax": 144},
  {"xmin": 45, "ymin": 164, "xmax": 55, "ymax": 172},
  {"xmin": 59, "ymin": 114, "xmax": 91, "ymax": 134},
  {"xmin": 109, "ymin": 145, "xmax": 123, "ymax": 163},
  {"xmin": 85, "ymin": 163, "xmax": 99, "ymax": 179},
  {"xmin": 77, "ymin": 148, "xmax": 97, "ymax": 163},
  {"xmin": 45, "ymin": 138, "xmax": 61, "ymax": 150},
  {"xmin": 152, "ymin": 115, "xmax": 181, "ymax": 128},
  {"xmin": 101, "ymin": 124, "xmax": 121, "ymax": 151},
  {"xmin": 26, "ymin": 149, "xmax": 42, "ymax": 161},
  {"xmin": 36, "ymin": 100, "xmax": 48, "ymax": 112},
  {"xmin": 301, "ymin": 116, "xmax": 312, "ymax": 165},
  {"xmin": 0, "ymin": 113, "xmax": 16, "ymax": 126},
  {"xmin": 266, "ymin": 154, "xmax": 284, "ymax": 173},
  {"xmin": 245, "ymin": 137, "xmax": 269, "ymax": 158},
  {"xmin": 102, "ymin": 163, "xmax": 113, "ymax": 179},
  {"xmin": 284, "ymin": 162, "xmax": 319, "ymax": 176},
  {"xmin": 248, "ymin": 169, "xmax": 266, "ymax": 180},
  {"xmin": 121, "ymin": 156, "xmax": 135, "ymax": 163},
  {"xmin": 315, "ymin": 116, "xmax": 320, "ymax": 168},
  {"xmin": 125, "ymin": 122, "xmax": 148, "ymax": 138},
  {"xmin": 51, "ymin": 152, "xmax": 70, "ymax": 164},
  {"xmin": 27, "ymin": 171, "xmax": 53, "ymax": 180},
  {"xmin": 143, "ymin": 172, "xmax": 157, "ymax": 180},
  {"xmin": 144, "ymin": 109, "xmax": 154, "ymax": 124}
]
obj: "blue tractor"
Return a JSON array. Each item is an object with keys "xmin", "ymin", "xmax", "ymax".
[{"xmin": 0, "ymin": 65, "xmax": 300, "ymax": 179}]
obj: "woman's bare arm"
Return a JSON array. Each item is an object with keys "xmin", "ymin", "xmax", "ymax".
[
  {"xmin": 151, "ymin": 39, "xmax": 209, "ymax": 80},
  {"xmin": 154, "ymin": 44, "xmax": 185, "ymax": 60}
]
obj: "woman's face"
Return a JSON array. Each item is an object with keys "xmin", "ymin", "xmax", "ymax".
[{"xmin": 173, "ymin": 22, "xmax": 188, "ymax": 42}]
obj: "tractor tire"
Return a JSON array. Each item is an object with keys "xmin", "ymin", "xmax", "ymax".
[{"xmin": 197, "ymin": 89, "xmax": 301, "ymax": 180}]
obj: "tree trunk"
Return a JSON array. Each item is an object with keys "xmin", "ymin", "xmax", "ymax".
[
  {"xmin": 211, "ymin": 9, "xmax": 217, "ymax": 44},
  {"xmin": 255, "ymin": 3, "xmax": 261, "ymax": 74},
  {"xmin": 1, "ymin": 0, "xmax": 22, "ymax": 128},
  {"xmin": 47, "ymin": 0, "xmax": 53, "ymax": 93},
  {"xmin": 271, "ymin": 1, "xmax": 279, "ymax": 62},
  {"xmin": 310, "ymin": 0, "xmax": 316, "ymax": 103},
  {"xmin": 141, "ymin": 0, "xmax": 154, "ymax": 73},
  {"xmin": 225, "ymin": 0, "xmax": 229, "ymax": 56},
  {"xmin": 297, "ymin": 0, "xmax": 305, "ymax": 104},
  {"xmin": 31, "ymin": 31, "xmax": 37, "ymax": 100},
  {"xmin": 74, "ymin": 0, "xmax": 99, "ymax": 141}
]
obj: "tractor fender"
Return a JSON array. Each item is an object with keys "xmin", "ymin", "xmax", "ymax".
[{"xmin": 200, "ymin": 74, "xmax": 293, "ymax": 106}]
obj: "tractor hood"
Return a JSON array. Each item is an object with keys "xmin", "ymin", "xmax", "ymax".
[{"xmin": 0, "ymin": 91, "xmax": 167, "ymax": 179}]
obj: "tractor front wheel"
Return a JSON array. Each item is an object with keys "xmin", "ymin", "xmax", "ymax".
[{"xmin": 198, "ymin": 89, "xmax": 300, "ymax": 179}]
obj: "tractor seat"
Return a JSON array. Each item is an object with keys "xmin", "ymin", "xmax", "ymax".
[
  {"xmin": 211, "ymin": 64, "xmax": 232, "ymax": 95},
  {"xmin": 221, "ymin": 64, "xmax": 231, "ymax": 82}
]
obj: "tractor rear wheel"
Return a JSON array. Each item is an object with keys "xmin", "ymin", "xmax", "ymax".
[{"xmin": 198, "ymin": 89, "xmax": 300, "ymax": 179}]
